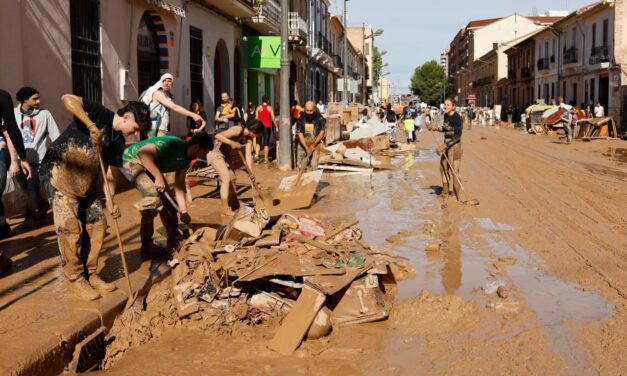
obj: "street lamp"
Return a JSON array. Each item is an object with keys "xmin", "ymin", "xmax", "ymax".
[{"xmin": 362, "ymin": 25, "xmax": 383, "ymax": 105}]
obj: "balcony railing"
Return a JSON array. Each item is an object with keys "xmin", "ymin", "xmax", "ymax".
[
  {"xmin": 316, "ymin": 32, "xmax": 330, "ymax": 54},
  {"xmin": 508, "ymin": 69, "xmax": 516, "ymax": 81},
  {"xmin": 251, "ymin": 0, "xmax": 279, "ymax": 28},
  {"xmin": 521, "ymin": 67, "xmax": 531, "ymax": 79},
  {"xmin": 563, "ymin": 47, "xmax": 578, "ymax": 65},
  {"xmin": 537, "ymin": 58, "xmax": 549, "ymax": 71},
  {"xmin": 288, "ymin": 12, "xmax": 307, "ymax": 41},
  {"xmin": 589, "ymin": 46, "xmax": 610, "ymax": 65}
]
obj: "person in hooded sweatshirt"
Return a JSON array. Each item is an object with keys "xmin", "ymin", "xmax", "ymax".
[{"xmin": 14, "ymin": 87, "xmax": 60, "ymax": 227}]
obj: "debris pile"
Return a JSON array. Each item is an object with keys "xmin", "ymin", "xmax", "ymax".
[{"xmin": 103, "ymin": 209, "xmax": 412, "ymax": 367}]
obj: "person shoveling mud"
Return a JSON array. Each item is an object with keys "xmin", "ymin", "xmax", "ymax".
[
  {"xmin": 102, "ymin": 215, "xmax": 413, "ymax": 368},
  {"xmin": 295, "ymin": 101, "xmax": 326, "ymax": 172},
  {"xmin": 120, "ymin": 133, "xmax": 213, "ymax": 255},
  {"xmin": 206, "ymin": 120, "xmax": 263, "ymax": 215},
  {"xmin": 40, "ymin": 95, "xmax": 150, "ymax": 300}
]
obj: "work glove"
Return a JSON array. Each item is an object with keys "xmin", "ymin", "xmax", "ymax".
[{"xmin": 180, "ymin": 211, "xmax": 191, "ymax": 226}]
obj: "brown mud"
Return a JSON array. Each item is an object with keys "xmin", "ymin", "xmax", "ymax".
[{"xmin": 100, "ymin": 127, "xmax": 626, "ymax": 375}]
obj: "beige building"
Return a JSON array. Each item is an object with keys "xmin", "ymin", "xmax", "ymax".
[
  {"xmin": 347, "ymin": 25, "xmax": 376, "ymax": 103},
  {"xmin": 449, "ymin": 14, "xmax": 559, "ymax": 105}
]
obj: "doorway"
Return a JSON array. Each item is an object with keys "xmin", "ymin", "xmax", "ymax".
[{"xmin": 137, "ymin": 11, "xmax": 164, "ymax": 94}]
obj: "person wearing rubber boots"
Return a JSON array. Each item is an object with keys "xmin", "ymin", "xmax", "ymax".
[
  {"xmin": 120, "ymin": 133, "xmax": 213, "ymax": 255},
  {"xmin": 430, "ymin": 98, "xmax": 463, "ymax": 200},
  {"xmin": 40, "ymin": 95, "xmax": 150, "ymax": 300},
  {"xmin": 296, "ymin": 101, "xmax": 326, "ymax": 172}
]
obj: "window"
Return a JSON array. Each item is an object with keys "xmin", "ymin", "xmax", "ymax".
[
  {"xmin": 602, "ymin": 19, "xmax": 608, "ymax": 47},
  {"xmin": 572, "ymin": 27, "xmax": 576, "ymax": 47},
  {"xmin": 562, "ymin": 81, "xmax": 566, "ymax": 99},
  {"xmin": 592, "ymin": 23, "xmax": 597, "ymax": 48},
  {"xmin": 189, "ymin": 26, "xmax": 203, "ymax": 103},
  {"xmin": 573, "ymin": 83, "xmax": 577, "ymax": 106},
  {"xmin": 551, "ymin": 82, "xmax": 555, "ymax": 100},
  {"xmin": 70, "ymin": 0, "xmax": 101, "ymax": 102},
  {"xmin": 590, "ymin": 78, "xmax": 595, "ymax": 104}
]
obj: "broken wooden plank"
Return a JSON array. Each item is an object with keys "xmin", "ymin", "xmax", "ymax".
[
  {"xmin": 267, "ymin": 285, "xmax": 327, "ymax": 355},
  {"xmin": 305, "ymin": 263, "xmax": 372, "ymax": 296},
  {"xmin": 319, "ymin": 165, "xmax": 374, "ymax": 173},
  {"xmin": 320, "ymin": 220, "xmax": 359, "ymax": 241}
]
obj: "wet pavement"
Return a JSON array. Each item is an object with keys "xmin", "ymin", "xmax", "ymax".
[{"xmin": 2, "ymin": 126, "xmax": 625, "ymax": 375}]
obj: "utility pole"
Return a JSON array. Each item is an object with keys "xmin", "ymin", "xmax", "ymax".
[
  {"xmin": 361, "ymin": 23, "xmax": 366, "ymax": 105},
  {"xmin": 343, "ymin": 0, "xmax": 348, "ymax": 106},
  {"xmin": 278, "ymin": 0, "xmax": 292, "ymax": 170}
]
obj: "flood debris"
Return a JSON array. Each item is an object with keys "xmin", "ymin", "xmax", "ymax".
[{"xmin": 103, "ymin": 212, "xmax": 412, "ymax": 367}]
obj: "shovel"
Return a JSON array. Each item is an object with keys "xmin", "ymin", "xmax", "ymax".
[
  {"xmin": 97, "ymin": 153, "xmax": 140, "ymax": 310},
  {"xmin": 270, "ymin": 148, "xmax": 323, "ymax": 216},
  {"xmin": 237, "ymin": 150, "xmax": 269, "ymax": 211},
  {"xmin": 429, "ymin": 131, "xmax": 479, "ymax": 206}
]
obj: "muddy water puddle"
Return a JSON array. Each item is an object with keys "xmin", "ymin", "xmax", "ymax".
[{"xmin": 317, "ymin": 151, "xmax": 615, "ymax": 373}]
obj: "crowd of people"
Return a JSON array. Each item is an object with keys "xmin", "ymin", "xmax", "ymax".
[{"xmin": 0, "ymin": 72, "xmax": 328, "ymax": 301}]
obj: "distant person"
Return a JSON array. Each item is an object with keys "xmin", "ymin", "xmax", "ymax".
[
  {"xmin": 141, "ymin": 73, "xmax": 205, "ymax": 138},
  {"xmin": 187, "ymin": 99, "xmax": 208, "ymax": 137},
  {"xmin": 594, "ymin": 102, "xmax": 604, "ymax": 118},
  {"xmin": 13, "ymin": 87, "xmax": 60, "ymax": 227},
  {"xmin": 215, "ymin": 92, "xmax": 237, "ymax": 133},
  {"xmin": 558, "ymin": 96, "xmax": 573, "ymax": 144},
  {"xmin": 385, "ymin": 103, "xmax": 398, "ymax": 140},
  {"xmin": 255, "ymin": 95, "xmax": 277, "ymax": 164},
  {"xmin": 243, "ymin": 101, "xmax": 258, "ymax": 163},
  {"xmin": 316, "ymin": 99, "xmax": 327, "ymax": 115},
  {"xmin": 402, "ymin": 101, "xmax": 418, "ymax": 142},
  {"xmin": 296, "ymin": 101, "xmax": 326, "ymax": 172},
  {"xmin": 0, "ymin": 89, "xmax": 32, "ymax": 274},
  {"xmin": 429, "ymin": 98, "xmax": 463, "ymax": 200}
]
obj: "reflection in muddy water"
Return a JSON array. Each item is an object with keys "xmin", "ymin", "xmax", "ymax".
[
  {"xmin": 602, "ymin": 147, "xmax": 627, "ymax": 164},
  {"xmin": 440, "ymin": 205, "xmax": 462, "ymax": 295}
]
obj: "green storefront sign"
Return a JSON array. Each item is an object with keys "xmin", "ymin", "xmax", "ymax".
[{"xmin": 246, "ymin": 36, "xmax": 281, "ymax": 69}]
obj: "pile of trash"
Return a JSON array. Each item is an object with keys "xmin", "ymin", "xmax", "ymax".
[{"xmin": 103, "ymin": 207, "xmax": 413, "ymax": 367}]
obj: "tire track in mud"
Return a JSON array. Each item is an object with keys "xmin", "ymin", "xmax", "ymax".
[{"xmin": 462, "ymin": 129, "xmax": 627, "ymax": 300}]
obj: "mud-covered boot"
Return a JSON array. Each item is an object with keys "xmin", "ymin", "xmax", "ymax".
[
  {"xmin": 441, "ymin": 183, "xmax": 449, "ymax": 198},
  {"xmin": 70, "ymin": 277, "xmax": 101, "ymax": 301},
  {"xmin": 88, "ymin": 273, "xmax": 116, "ymax": 292},
  {"xmin": 0, "ymin": 251, "xmax": 12, "ymax": 275}
]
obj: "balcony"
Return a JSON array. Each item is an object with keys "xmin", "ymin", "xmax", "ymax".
[
  {"xmin": 507, "ymin": 69, "xmax": 517, "ymax": 81},
  {"xmin": 520, "ymin": 67, "xmax": 532, "ymax": 79},
  {"xmin": 563, "ymin": 47, "xmax": 579, "ymax": 65},
  {"xmin": 244, "ymin": 0, "xmax": 280, "ymax": 34},
  {"xmin": 288, "ymin": 12, "xmax": 307, "ymax": 44},
  {"xmin": 196, "ymin": 0, "xmax": 256, "ymax": 18},
  {"xmin": 316, "ymin": 32, "xmax": 330, "ymax": 55},
  {"xmin": 537, "ymin": 58, "xmax": 549, "ymax": 71},
  {"xmin": 589, "ymin": 46, "xmax": 611, "ymax": 66}
]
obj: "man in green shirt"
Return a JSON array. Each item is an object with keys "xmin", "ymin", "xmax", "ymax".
[{"xmin": 121, "ymin": 133, "xmax": 213, "ymax": 253}]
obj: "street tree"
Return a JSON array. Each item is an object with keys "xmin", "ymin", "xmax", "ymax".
[
  {"xmin": 372, "ymin": 46, "xmax": 383, "ymax": 82},
  {"xmin": 410, "ymin": 60, "xmax": 447, "ymax": 105}
]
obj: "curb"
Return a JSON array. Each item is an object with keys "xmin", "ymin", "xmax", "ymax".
[{"xmin": 6, "ymin": 262, "xmax": 171, "ymax": 376}]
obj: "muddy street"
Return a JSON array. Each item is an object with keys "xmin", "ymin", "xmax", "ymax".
[{"xmin": 98, "ymin": 127, "xmax": 626, "ymax": 376}]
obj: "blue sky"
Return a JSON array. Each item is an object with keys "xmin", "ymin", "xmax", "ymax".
[{"xmin": 329, "ymin": 0, "xmax": 593, "ymax": 94}]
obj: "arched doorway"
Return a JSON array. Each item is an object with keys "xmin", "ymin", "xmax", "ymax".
[
  {"xmin": 137, "ymin": 11, "xmax": 168, "ymax": 94},
  {"xmin": 214, "ymin": 39, "xmax": 231, "ymax": 107}
]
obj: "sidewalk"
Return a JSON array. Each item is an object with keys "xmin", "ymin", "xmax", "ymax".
[{"xmin": 0, "ymin": 183, "xmax": 186, "ymax": 375}]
